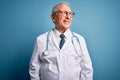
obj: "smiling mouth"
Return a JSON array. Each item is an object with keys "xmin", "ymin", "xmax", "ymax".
[
  {"xmin": 63, "ymin": 20, "xmax": 71, "ymax": 24},
  {"xmin": 64, "ymin": 20, "xmax": 70, "ymax": 22}
]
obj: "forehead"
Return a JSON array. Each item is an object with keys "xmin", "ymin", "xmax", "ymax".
[{"xmin": 56, "ymin": 4, "xmax": 72, "ymax": 11}]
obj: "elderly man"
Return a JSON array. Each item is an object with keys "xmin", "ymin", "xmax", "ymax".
[{"xmin": 29, "ymin": 2, "xmax": 93, "ymax": 80}]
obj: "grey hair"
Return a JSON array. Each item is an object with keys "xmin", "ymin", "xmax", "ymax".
[{"xmin": 51, "ymin": 2, "xmax": 71, "ymax": 14}]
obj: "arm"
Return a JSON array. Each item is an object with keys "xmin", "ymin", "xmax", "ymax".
[
  {"xmin": 80, "ymin": 36, "xmax": 93, "ymax": 80},
  {"xmin": 29, "ymin": 39, "xmax": 41, "ymax": 80}
]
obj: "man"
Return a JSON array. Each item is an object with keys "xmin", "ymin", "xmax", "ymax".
[{"xmin": 29, "ymin": 2, "xmax": 93, "ymax": 80}]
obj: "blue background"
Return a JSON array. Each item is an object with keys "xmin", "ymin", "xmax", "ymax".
[{"xmin": 0, "ymin": 0, "xmax": 120, "ymax": 80}]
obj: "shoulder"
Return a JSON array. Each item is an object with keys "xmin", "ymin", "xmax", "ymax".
[
  {"xmin": 72, "ymin": 32, "xmax": 85, "ymax": 41},
  {"xmin": 35, "ymin": 31, "xmax": 49, "ymax": 43},
  {"xmin": 37, "ymin": 32, "xmax": 48, "ymax": 39},
  {"xmin": 72, "ymin": 32, "xmax": 88, "ymax": 47},
  {"xmin": 33, "ymin": 32, "xmax": 49, "ymax": 49}
]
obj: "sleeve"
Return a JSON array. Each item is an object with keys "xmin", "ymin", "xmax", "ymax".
[
  {"xmin": 79, "ymin": 36, "xmax": 93, "ymax": 80},
  {"xmin": 29, "ymin": 39, "xmax": 41, "ymax": 80}
]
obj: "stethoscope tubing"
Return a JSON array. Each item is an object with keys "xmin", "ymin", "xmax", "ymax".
[{"xmin": 45, "ymin": 29, "xmax": 83, "ymax": 57}]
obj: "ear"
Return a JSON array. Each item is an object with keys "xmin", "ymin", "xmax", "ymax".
[{"xmin": 51, "ymin": 14, "xmax": 55, "ymax": 22}]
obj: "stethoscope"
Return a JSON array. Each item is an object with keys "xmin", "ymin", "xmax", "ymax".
[{"xmin": 43, "ymin": 29, "xmax": 83, "ymax": 57}]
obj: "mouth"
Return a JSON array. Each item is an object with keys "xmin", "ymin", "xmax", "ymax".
[{"xmin": 63, "ymin": 20, "xmax": 71, "ymax": 24}]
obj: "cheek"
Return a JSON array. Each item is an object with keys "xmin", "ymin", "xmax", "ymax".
[
  {"xmin": 70, "ymin": 18, "xmax": 72, "ymax": 22},
  {"xmin": 56, "ymin": 18, "xmax": 63, "ymax": 24},
  {"xmin": 55, "ymin": 16, "xmax": 62, "ymax": 23}
]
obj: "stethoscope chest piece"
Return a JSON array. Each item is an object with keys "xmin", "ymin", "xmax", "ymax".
[{"xmin": 43, "ymin": 50, "xmax": 49, "ymax": 56}]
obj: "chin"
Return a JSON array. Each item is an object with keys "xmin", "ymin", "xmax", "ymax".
[
  {"xmin": 64, "ymin": 25, "xmax": 70, "ymax": 29},
  {"xmin": 63, "ymin": 27, "xmax": 70, "ymax": 30}
]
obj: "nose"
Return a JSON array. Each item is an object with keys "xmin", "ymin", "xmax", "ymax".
[{"xmin": 65, "ymin": 15, "xmax": 71, "ymax": 20}]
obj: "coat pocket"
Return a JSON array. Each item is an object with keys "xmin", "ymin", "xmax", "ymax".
[{"xmin": 66, "ymin": 54, "xmax": 81, "ymax": 67}]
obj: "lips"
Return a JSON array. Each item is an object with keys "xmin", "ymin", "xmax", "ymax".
[{"xmin": 63, "ymin": 20, "xmax": 71, "ymax": 23}]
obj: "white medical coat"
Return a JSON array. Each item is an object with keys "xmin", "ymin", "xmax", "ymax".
[{"xmin": 29, "ymin": 28, "xmax": 93, "ymax": 80}]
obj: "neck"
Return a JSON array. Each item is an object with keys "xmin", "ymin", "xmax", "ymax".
[{"xmin": 55, "ymin": 27, "xmax": 68, "ymax": 34}]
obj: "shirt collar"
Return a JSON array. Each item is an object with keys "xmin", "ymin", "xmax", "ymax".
[
  {"xmin": 53, "ymin": 28, "xmax": 72, "ymax": 39},
  {"xmin": 53, "ymin": 28, "xmax": 61, "ymax": 38}
]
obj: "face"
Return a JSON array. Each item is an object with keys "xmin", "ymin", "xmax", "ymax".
[{"xmin": 51, "ymin": 4, "xmax": 73, "ymax": 33}]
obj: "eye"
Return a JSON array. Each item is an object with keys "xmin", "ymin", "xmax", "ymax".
[
  {"xmin": 53, "ymin": 10, "xmax": 75, "ymax": 17},
  {"xmin": 64, "ymin": 11, "xmax": 68, "ymax": 14}
]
